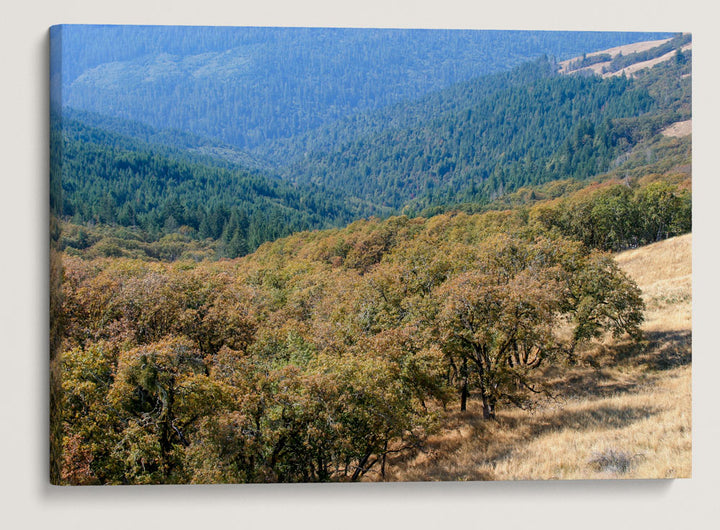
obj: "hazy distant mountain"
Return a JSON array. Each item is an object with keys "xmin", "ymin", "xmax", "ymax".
[{"xmin": 53, "ymin": 26, "xmax": 672, "ymax": 155}]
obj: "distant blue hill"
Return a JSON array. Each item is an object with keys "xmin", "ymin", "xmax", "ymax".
[{"xmin": 52, "ymin": 25, "xmax": 673, "ymax": 155}]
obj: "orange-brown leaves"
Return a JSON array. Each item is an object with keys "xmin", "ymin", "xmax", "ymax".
[{"xmin": 56, "ymin": 206, "xmax": 647, "ymax": 482}]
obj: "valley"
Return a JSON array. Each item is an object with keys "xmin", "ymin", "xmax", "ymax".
[{"xmin": 50, "ymin": 27, "xmax": 692, "ymax": 485}]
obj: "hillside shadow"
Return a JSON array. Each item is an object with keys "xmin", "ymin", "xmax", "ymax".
[
  {"xmin": 498, "ymin": 403, "xmax": 658, "ymax": 439},
  {"xmin": 548, "ymin": 370, "xmax": 642, "ymax": 399},
  {"xmin": 384, "ymin": 407, "xmax": 500, "ymax": 481},
  {"xmin": 548, "ymin": 328, "xmax": 692, "ymax": 399},
  {"xmin": 482, "ymin": 401, "xmax": 658, "ymax": 478},
  {"xmin": 611, "ymin": 330, "xmax": 692, "ymax": 370},
  {"xmin": 387, "ymin": 399, "xmax": 659, "ymax": 482}
]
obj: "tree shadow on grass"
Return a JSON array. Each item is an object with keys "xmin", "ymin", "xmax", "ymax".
[
  {"xmin": 482, "ymin": 402, "xmax": 658, "ymax": 478},
  {"xmin": 386, "ymin": 329, "xmax": 689, "ymax": 481},
  {"xmin": 498, "ymin": 402, "xmax": 659, "ymax": 439},
  {"xmin": 385, "ymin": 408, "xmax": 496, "ymax": 481},
  {"xmin": 548, "ymin": 329, "xmax": 691, "ymax": 399},
  {"xmin": 388, "ymin": 400, "xmax": 659, "ymax": 482},
  {"xmin": 612, "ymin": 329, "xmax": 692, "ymax": 370},
  {"xmin": 547, "ymin": 370, "xmax": 643, "ymax": 399}
]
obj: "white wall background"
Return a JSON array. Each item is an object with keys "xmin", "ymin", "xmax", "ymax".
[{"xmin": 1, "ymin": 2, "xmax": 717, "ymax": 528}]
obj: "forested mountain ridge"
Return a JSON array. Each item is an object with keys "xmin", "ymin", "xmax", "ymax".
[
  {"xmin": 61, "ymin": 108, "xmax": 271, "ymax": 171},
  {"xmin": 53, "ymin": 114, "xmax": 389, "ymax": 259},
  {"xmin": 54, "ymin": 26, "xmax": 672, "ymax": 155},
  {"xmin": 53, "ymin": 32, "xmax": 690, "ymax": 262},
  {"xmin": 262, "ymin": 35, "xmax": 688, "ymax": 168},
  {"xmin": 287, "ymin": 37, "xmax": 691, "ymax": 214}
]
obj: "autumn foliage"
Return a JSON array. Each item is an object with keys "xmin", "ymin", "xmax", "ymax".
[{"xmin": 57, "ymin": 210, "xmax": 645, "ymax": 484}]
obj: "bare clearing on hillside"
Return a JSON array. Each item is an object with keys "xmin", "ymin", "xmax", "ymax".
[
  {"xmin": 558, "ymin": 38, "xmax": 671, "ymax": 70},
  {"xmin": 383, "ymin": 234, "xmax": 692, "ymax": 482},
  {"xmin": 609, "ymin": 43, "xmax": 692, "ymax": 78},
  {"xmin": 558, "ymin": 37, "xmax": 690, "ymax": 78},
  {"xmin": 662, "ymin": 119, "xmax": 692, "ymax": 138},
  {"xmin": 558, "ymin": 38, "xmax": 672, "ymax": 74},
  {"xmin": 586, "ymin": 38, "xmax": 673, "ymax": 59}
]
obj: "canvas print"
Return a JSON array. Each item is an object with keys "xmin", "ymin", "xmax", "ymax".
[{"xmin": 49, "ymin": 25, "xmax": 691, "ymax": 485}]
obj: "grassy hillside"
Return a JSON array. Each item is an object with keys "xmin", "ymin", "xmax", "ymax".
[{"xmin": 386, "ymin": 234, "xmax": 691, "ymax": 481}]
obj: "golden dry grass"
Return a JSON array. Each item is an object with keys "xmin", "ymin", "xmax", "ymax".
[
  {"xmin": 661, "ymin": 119, "xmax": 692, "ymax": 139},
  {"xmin": 558, "ymin": 38, "xmax": 672, "ymax": 73},
  {"xmin": 605, "ymin": 49, "xmax": 679, "ymax": 78},
  {"xmin": 382, "ymin": 234, "xmax": 692, "ymax": 482},
  {"xmin": 558, "ymin": 37, "xmax": 691, "ymax": 79},
  {"xmin": 615, "ymin": 233, "xmax": 692, "ymax": 333}
]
